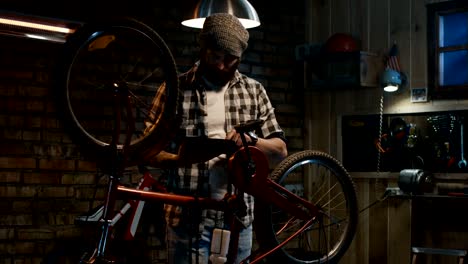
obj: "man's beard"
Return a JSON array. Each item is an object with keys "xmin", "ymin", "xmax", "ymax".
[{"xmin": 199, "ymin": 62, "xmax": 238, "ymax": 87}]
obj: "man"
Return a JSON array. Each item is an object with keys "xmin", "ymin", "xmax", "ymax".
[{"xmin": 144, "ymin": 13, "xmax": 287, "ymax": 264}]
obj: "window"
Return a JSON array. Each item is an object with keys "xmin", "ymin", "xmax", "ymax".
[{"xmin": 428, "ymin": 1, "xmax": 468, "ymax": 99}]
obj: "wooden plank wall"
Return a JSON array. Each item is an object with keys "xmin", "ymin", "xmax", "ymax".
[{"xmin": 304, "ymin": 0, "xmax": 464, "ymax": 263}]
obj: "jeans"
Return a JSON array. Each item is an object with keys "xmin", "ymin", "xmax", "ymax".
[{"xmin": 166, "ymin": 223, "xmax": 252, "ymax": 264}]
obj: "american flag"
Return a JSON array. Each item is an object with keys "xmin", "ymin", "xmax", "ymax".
[{"xmin": 386, "ymin": 43, "xmax": 401, "ymax": 72}]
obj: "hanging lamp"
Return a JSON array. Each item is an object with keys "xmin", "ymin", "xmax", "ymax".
[
  {"xmin": 381, "ymin": 68, "xmax": 402, "ymax": 92},
  {"xmin": 181, "ymin": 0, "xmax": 261, "ymax": 29}
]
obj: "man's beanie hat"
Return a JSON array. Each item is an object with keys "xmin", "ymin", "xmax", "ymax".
[{"xmin": 199, "ymin": 13, "xmax": 249, "ymax": 57}]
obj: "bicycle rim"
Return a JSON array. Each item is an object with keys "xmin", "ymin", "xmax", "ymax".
[
  {"xmin": 255, "ymin": 150, "xmax": 358, "ymax": 264},
  {"xmin": 59, "ymin": 17, "xmax": 180, "ymax": 162}
]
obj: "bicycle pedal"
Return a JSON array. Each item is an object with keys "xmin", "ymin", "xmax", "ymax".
[{"xmin": 75, "ymin": 205, "xmax": 104, "ymax": 224}]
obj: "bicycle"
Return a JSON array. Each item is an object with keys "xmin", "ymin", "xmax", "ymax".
[{"xmin": 44, "ymin": 17, "xmax": 359, "ymax": 264}]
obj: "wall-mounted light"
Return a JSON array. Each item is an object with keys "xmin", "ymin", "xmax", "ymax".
[
  {"xmin": 381, "ymin": 68, "xmax": 402, "ymax": 92},
  {"xmin": 0, "ymin": 17, "xmax": 73, "ymax": 34},
  {"xmin": 181, "ymin": 0, "xmax": 261, "ymax": 29},
  {"xmin": 0, "ymin": 11, "xmax": 81, "ymax": 43}
]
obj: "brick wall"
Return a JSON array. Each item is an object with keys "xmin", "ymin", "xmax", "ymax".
[{"xmin": 0, "ymin": 1, "xmax": 306, "ymax": 263}]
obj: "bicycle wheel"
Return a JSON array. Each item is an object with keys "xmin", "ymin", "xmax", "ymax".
[
  {"xmin": 58, "ymin": 17, "xmax": 180, "ymax": 164},
  {"xmin": 254, "ymin": 150, "xmax": 358, "ymax": 264}
]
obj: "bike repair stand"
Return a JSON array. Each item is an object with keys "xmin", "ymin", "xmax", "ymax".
[{"xmin": 96, "ymin": 83, "xmax": 135, "ymax": 261}]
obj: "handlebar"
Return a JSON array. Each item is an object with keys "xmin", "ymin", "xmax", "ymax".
[{"xmin": 141, "ymin": 120, "xmax": 264, "ymax": 168}]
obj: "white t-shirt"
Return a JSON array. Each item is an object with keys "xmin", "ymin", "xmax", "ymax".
[{"xmin": 203, "ymin": 77, "xmax": 230, "ymax": 201}]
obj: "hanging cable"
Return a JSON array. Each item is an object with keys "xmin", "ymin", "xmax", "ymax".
[
  {"xmin": 377, "ymin": 94, "xmax": 384, "ymax": 173},
  {"xmin": 358, "ymin": 94, "xmax": 390, "ymax": 215}
]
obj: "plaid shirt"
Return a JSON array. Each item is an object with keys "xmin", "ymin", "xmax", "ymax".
[{"xmin": 150, "ymin": 62, "xmax": 285, "ymax": 229}]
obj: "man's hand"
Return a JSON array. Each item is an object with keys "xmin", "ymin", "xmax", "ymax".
[{"xmin": 225, "ymin": 129, "xmax": 255, "ymax": 147}]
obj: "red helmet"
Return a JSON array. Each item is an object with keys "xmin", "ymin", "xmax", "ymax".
[{"xmin": 324, "ymin": 33, "xmax": 359, "ymax": 53}]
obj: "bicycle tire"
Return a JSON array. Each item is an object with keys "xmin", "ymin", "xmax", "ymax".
[
  {"xmin": 254, "ymin": 150, "xmax": 358, "ymax": 264},
  {"xmin": 57, "ymin": 17, "xmax": 180, "ymax": 164}
]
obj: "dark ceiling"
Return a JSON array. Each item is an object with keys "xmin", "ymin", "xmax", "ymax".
[{"xmin": 0, "ymin": 0, "xmax": 198, "ymax": 23}]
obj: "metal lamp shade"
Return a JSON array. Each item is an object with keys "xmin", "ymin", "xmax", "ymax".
[
  {"xmin": 181, "ymin": 0, "xmax": 261, "ymax": 29},
  {"xmin": 381, "ymin": 68, "xmax": 402, "ymax": 92}
]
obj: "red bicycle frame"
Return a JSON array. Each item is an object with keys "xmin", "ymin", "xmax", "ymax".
[{"xmin": 89, "ymin": 86, "xmax": 320, "ymax": 264}]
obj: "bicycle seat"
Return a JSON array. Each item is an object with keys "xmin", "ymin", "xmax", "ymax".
[{"xmin": 234, "ymin": 119, "xmax": 264, "ymax": 133}]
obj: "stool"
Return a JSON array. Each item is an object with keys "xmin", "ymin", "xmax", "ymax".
[{"xmin": 411, "ymin": 247, "xmax": 467, "ymax": 264}]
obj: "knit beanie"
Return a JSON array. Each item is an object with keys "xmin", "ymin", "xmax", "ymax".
[{"xmin": 199, "ymin": 13, "xmax": 249, "ymax": 57}]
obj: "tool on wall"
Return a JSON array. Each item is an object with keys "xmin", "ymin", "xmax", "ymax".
[{"xmin": 458, "ymin": 116, "xmax": 467, "ymax": 168}]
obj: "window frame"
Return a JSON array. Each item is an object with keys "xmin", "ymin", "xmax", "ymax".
[{"xmin": 427, "ymin": 0, "xmax": 468, "ymax": 99}]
